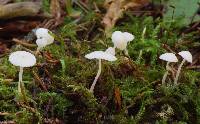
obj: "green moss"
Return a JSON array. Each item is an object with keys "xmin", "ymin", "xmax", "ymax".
[
  {"xmin": 1, "ymin": 1, "xmax": 200, "ymax": 123},
  {"xmin": 0, "ymin": 57, "xmax": 17, "ymax": 79}
]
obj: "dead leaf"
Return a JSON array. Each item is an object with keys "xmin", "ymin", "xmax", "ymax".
[
  {"xmin": 102, "ymin": 0, "xmax": 149, "ymax": 32},
  {"xmin": 114, "ymin": 87, "xmax": 122, "ymax": 111},
  {"xmin": 44, "ymin": 51, "xmax": 60, "ymax": 64}
]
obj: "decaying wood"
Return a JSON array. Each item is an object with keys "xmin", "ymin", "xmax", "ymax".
[{"xmin": 0, "ymin": 2, "xmax": 41, "ymax": 19}]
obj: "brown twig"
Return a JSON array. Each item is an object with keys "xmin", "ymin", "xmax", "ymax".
[
  {"xmin": 186, "ymin": 65, "xmax": 200, "ymax": 69},
  {"xmin": 0, "ymin": 112, "xmax": 10, "ymax": 116},
  {"xmin": 162, "ymin": 43, "xmax": 176, "ymax": 53},
  {"xmin": 32, "ymin": 71, "xmax": 48, "ymax": 91},
  {"xmin": 12, "ymin": 38, "xmax": 37, "ymax": 48}
]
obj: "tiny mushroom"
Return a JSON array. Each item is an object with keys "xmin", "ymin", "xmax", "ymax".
[
  {"xmin": 85, "ymin": 48, "xmax": 117, "ymax": 93},
  {"xmin": 174, "ymin": 51, "xmax": 192, "ymax": 85},
  {"xmin": 159, "ymin": 53, "xmax": 178, "ymax": 85},
  {"xmin": 9, "ymin": 51, "xmax": 36, "ymax": 94},
  {"xmin": 111, "ymin": 31, "xmax": 134, "ymax": 55},
  {"xmin": 35, "ymin": 28, "xmax": 54, "ymax": 52}
]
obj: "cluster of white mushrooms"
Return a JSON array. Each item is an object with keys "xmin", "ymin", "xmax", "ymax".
[
  {"xmin": 159, "ymin": 51, "xmax": 192, "ymax": 85},
  {"xmin": 85, "ymin": 31, "xmax": 134, "ymax": 93},
  {"xmin": 8, "ymin": 27, "xmax": 192, "ymax": 96},
  {"xmin": 9, "ymin": 28, "xmax": 54, "ymax": 97}
]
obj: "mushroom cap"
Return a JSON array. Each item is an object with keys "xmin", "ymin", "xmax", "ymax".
[
  {"xmin": 105, "ymin": 47, "xmax": 115, "ymax": 55},
  {"xmin": 85, "ymin": 51, "xmax": 117, "ymax": 61},
  {"xmin": 112, "ymin": 31, "xmax": 127, "ymax": 50},
  {"xmin": 112, "ymin": 31, "xmax": 134, "ymax": 50},
  {"xmin": 35, "ymin": 28, "xmax": 48, "ymax": 38},
  {"xmin": 9, "ymin": 51, "xmax": 36, "ymax": 67},
  {"xmin": 36, "ymin": 38, "xmax": 48, "ymax": 49},
  {"xmin": 123, "ymin": 32, "xmax": 134, "ymax": 42},
  {"xmin": 111, "ymin": 31, "xmax": 124, "ymax": 43},
  {"xmin": 159, "ymin": 53, "xmax": 178, "ymax": 62},
  {"xmin": 178, "ymin": 51, "xmax": 192, "ymax": 63},
  {"xmin": 35, "ymin": 28, "xmax": 54, "ymax": 45}
]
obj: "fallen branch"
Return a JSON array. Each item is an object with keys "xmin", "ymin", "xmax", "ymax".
[{"xmin": 0, "ymin": 2, "xmax": 41, "ymax": 19}]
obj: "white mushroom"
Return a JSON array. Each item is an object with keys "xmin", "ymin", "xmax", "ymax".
[
  {"xmin": 159, "ymin": 53, "xmax": 178, "ymax": 85},
  {"xmin": 9, "ymin": 51, "xmax": 36, "ymax": 94},
  {"xmin": 85, "ymin": 50, "xmax": 117, "ymax": 93},
  {"xmin": 35, "ymin": 28, "xmax": 54, "ymax": 45},
  {"xmin": 111, "ymin": 31, "xmax": 134, "ymax": 56},
  {"xmin": 112, "ymin": 31, "xmax": 126, "ymax": 50},
  {"xmin": 174, "ymin": 51, "xmax": 192, "ymax": 85},
  {"xmin": 36, "ymin": 38, "xmax": 48, "ymax": 52}
]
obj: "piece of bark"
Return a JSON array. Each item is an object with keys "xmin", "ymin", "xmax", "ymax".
[{"xmin": 0, "ymin": 2, "xmax": 41, "ymax": 19}]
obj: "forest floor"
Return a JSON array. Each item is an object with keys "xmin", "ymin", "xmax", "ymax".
[{"xmin": 0, "ymin": 0, "xmax": 200, "ymax": 124}]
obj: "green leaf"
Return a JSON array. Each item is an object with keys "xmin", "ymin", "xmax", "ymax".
[{"xmin": 164, "ymin": 0, "xmax": 200, "ymax": 26}]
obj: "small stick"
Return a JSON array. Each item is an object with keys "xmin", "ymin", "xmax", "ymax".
[
  {"xmin": 12, "ymin": 38, "xmax": 37, "ymax": 48},
  {"xmin": 186, "ymin": 65, "xmax": 200, "ymax": 69},
  {"xmin": 0, "ymin": 112, "xmax": 10, "ymax": 116}
]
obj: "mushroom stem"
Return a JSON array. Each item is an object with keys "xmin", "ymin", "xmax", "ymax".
[
  {"xmin": 35, "ymin": 47, "xmax": 40, "ymax": 55},
  {"xmin": 174, "ymin": 59, "xmax": 186, "ymax": 85},
  {"xmin": 18, "ymin": 67, "xmax": 28, "ymax": 103},
  {"xmin": 18, "ymin": 67, "xmax": 23, "ymax": 93},
  {"xmin": 90, "ymin": 59, "xmax": 102, "ymax": 93},
  {"xmin": 162, "ymin": 62, "xmax": 170, "ymax": 85},
  {"xmin": 124, "ymin": 48, "xmax": 129, "ymax": 56}
]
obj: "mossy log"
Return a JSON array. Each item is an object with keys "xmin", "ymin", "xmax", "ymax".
[{"xmin": 0, "ymin": 2, "xmax": 41, "ymax": 19}]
